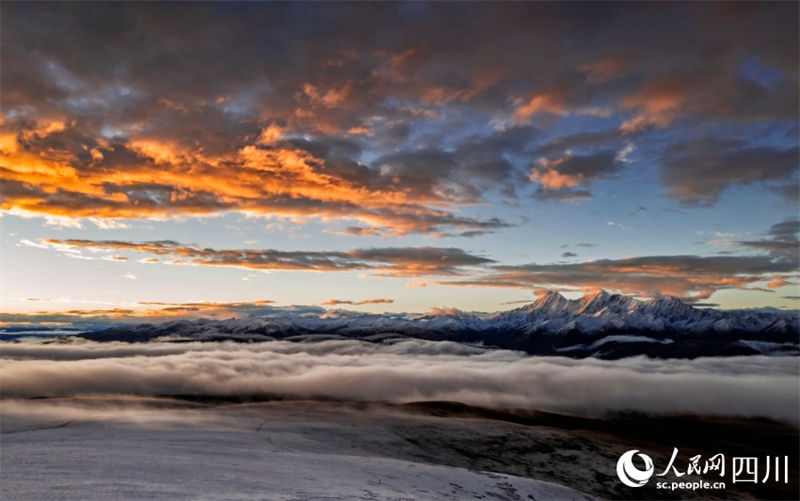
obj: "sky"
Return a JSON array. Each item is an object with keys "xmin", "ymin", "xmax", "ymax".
[{"xmin": 1, "ymin": 1, "xmax": 798, "ymax": 325}]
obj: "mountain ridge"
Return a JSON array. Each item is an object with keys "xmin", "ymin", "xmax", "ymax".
[{"xmin": 78, "ymin": 290, "xmax": 799, "ymax": 359}]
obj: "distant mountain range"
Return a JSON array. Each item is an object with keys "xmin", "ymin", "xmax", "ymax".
[{"xmin": 79, "ymin": 291, "xmax": 799, "ymax": 359}]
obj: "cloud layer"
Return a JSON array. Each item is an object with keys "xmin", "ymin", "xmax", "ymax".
[
  {"xmin": 1, "ymin": 2, "xmax": 797, "ymax": 232},
  {"xmin": 1, "ymin": 339, "xmax": 797, "ymax": 422}
]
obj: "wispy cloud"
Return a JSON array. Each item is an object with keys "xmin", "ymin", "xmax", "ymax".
[{"xmin": 36, "ymin": 239, "xmax": 495, "ymax": 277}]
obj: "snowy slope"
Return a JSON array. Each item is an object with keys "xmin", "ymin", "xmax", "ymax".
[{"xmin": 1, "ymin": 399, "xmax": 592, "ymax": 501}]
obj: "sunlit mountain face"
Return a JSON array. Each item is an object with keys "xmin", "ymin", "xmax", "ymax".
[{"xmin": 1, "ymin": 4, "xmax": 799, "ymax": 500}]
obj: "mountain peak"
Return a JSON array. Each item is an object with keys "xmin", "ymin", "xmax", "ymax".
[
  {"xmin": 585, "ymin": 289, "xmax": 610, "ymax": 300},
  {"xmin": 578, "ymin": 290, "xmax": 611, "ymax": 312},
  {"xmin": 647, "ymin": 295, "xmax": 690, "ymax": 307},
  {"xmin": 519, "ymin": 290, "xmax": 696, "ymax": 317},
  {"xmin": 530, "ymin": 290, "xmax": 568, "ymax": 312},
  {"xmin": 641, "ymin": 295, "xmax": 697, "ymax": 318}
]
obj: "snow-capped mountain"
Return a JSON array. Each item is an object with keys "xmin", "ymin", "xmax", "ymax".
[{"xmin": 79, "ymin": 291, "xmax": 799, "ymax": 359}]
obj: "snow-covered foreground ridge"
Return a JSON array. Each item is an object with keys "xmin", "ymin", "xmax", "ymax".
[
  {"xmin": 1, "ymin": 399, "xmax": 596, "ymax": 501},
  {"xmin": 80, "ymin": 291, "xmax": 799, "ymax": 359}
]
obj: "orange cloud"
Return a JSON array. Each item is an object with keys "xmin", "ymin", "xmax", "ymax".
[
  {"xmin": 320, "ymin": 298, "xmax": 394, "ymax": 306},
  {"xmin": 1, "ymin": 127, "xmax": 504, "ymax": 236},
  {"xmin": 20, "ymin": 119, "xmax": 67, "ymax": 140},
  {"xmin": 134, "ymin": 299, "xmax": 277, "ymax": 317},
  {"xmin": 768, "ymin": 280, "xmax": 791, "ymax": 288},
  {"xmin": 256, "ymin": 124, "xmax": 285, "ymax": 144},
  {"xmin": 512, "ymin": 85, "xmax": 615, "ymax": 123},
  {"xmin": 426, "ymin": 306, "xmax": 465, "ymax": 317},
  {"xmin": 346, "ymin": 126, "xmax": 371, "ymax": 135},
  {"xmin": 529, "ymin": 160, "xmax": 584, "ymax": 190},
  {"xmin": 620, "ymin": 79, "xmax": 691, "ymax": 133},
  {"xmin": 512, "ymin": 87, "xmax": 568, "ymax": 121},
  {"xmin": 103, "ymin": 255, "xmax": 129, "ymax": 262},
  {"xmin": 301, "ymin": 82, "xmax": 351, "ymax": 108}
]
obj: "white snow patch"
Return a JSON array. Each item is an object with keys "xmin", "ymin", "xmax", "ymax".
[{"xmin": 556, "ymin": 335, "xmax": 674, "ymax": 352}]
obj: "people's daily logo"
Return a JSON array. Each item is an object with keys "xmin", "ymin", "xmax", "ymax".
[
  {"xmin": 616, "ymin": 450, "xmax": 654, "ymax": 487},
  {"xmin": 616, "ymin": 447, "xmax": 789, "ymax": 492}
]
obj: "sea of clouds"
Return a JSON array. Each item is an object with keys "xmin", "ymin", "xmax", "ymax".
[{"xmin": 2, "ymin": 339, "xmax": 798, "ymax": 422}]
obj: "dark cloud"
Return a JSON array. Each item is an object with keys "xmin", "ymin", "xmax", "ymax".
[
  {"xmin": 529, "ymin": 150, "xmax": 624, "ymax": 200},
  {"xmin": 770, "ymin": 183, "xmax": 799, "ymax": 202},
  {"xmin": 367, "ymin": 126, "xmax": 537, "ymax": 204},
  {"xmin": 532, "ymin": 187, "xmax": 593, "ymax": 202},
  {"xmin": 660, "ymin": 138, "xmax": 799, "ymax": 206},
  {"xmin": 738, "ymin": 219, "xmax": 800, "ymax": 263},
  {"xmin": 628, "ymin": 206, "xmax": 647, "ymax": 217},
  {"xmin": 533, "ymin": 129, "xmax": 623, "ymax": 158}
]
